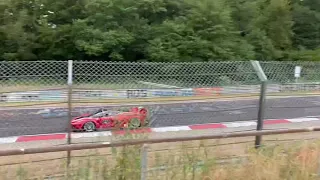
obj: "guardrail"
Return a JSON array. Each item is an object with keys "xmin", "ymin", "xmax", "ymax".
[
  {"xmin": 0, "ymin": 127, "xmax": 319, "ymax": 157},
  {"xmin": 0, "ymin": 127, "xmax": 319, "ymax": 180},
  {"xmin": 1, "ymin": 83, "xmax": 320, "ymax": 103}
]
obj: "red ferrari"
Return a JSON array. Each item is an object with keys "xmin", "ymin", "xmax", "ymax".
[{"xmin": 71, "ymin": 107, "xmax": 148, "ymax": 132}]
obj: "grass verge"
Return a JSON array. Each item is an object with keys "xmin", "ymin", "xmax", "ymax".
[
  {"xmin": 1, "ymin": 131, "xmax": 320, "ymax": 180},
  {"xmin": 0, "ymin": 83, "xmax": 165, "ymax": 93}
]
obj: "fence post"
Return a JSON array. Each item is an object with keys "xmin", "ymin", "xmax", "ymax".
[
  {"xmin": 255, "ymin": 81, "xmax": 267, "ymax": 148},
  {"xmin": 250, "ymin": 60, "xmax": 268, "ymax": 149},
  {"xmin": 67, "ymin": 60, "xmax": 73, "ymax": 167},
  {"xmin": 141, "ymin": 144, "xmax": 148, "ymax": 180}
]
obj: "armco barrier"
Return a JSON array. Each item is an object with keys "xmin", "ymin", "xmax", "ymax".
[
  {"xmin": 127, "ymin": 89, "xmax": 148, "ymax": 98},
  {"xmin": 0, "ymin": 90, "xmax": 66, "ymax": 103},
  {"xmin": 279, "ymin": 83, "xmax": 320, "ymax": 92},
  {"xmin": 193, "ymin": 87, "xmax": 221, "ymax": 96},
  {"xmin": 148, "ymin": 88, "xmax": 194, "ymax": 97},
  {"xmin": 2, "ymin": 83, "xmax": 320, "ymax": 103},
  {"xmin": 72, "ymin": 89, "xmax": 127, "ymax": 100}
]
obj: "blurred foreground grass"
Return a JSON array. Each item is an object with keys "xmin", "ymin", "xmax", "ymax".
[{"xmin": 1, "ymin": 133, "xmax": 320, "ymax": 180}]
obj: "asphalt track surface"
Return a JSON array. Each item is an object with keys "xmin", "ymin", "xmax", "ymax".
[{"xmin": 0, "ymin": 96, "xmax": 320, "ymax": 138}]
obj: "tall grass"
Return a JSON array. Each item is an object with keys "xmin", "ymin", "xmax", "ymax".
[{"xmin": 5, "ymin": 139, "xmax": 320, "ymax": 180}]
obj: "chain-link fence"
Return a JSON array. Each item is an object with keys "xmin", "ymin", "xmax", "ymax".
[
  {"xmin": 2, "ymin": 60, "xmax": 320, "ymax": 93},
  {"xmin": 260, "ymin": 61, "xmax": 320, "ymax": 84},
  {"xmin": 1, "ymin": 60, "xmax": 320, "ymax": 141},
  {"xmin": 72, "ymin": 61, "xmax": 260, "ymax": 89},
  {"xmin": 0, "ymin": 61, "xmax": 260, "ymax": 91},
  {"xmin": 2, "ymin": 60, "xmax": 320, "ymax": 179},
  {"xmin": 0, "ymin": 61, "xmax": 68, "ymax": 93},
  {"xmin": 259, "ymin": 61, "xmax": 320, "ymax": 135}
]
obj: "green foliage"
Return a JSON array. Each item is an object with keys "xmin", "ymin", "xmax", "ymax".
[
  {"xmin": 0, "ymin": 0, "xmax": 319, "ymax": 61},
  {"xmin": 291, "ymin": 1, "xmax": 320, "ymax": 50}
]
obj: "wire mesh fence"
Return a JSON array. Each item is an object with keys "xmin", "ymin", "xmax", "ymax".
[
  {"xmin": 0, "ymin": 61, "xmax": 68, "ymax": 93},
  {"xmin": 260, "ymin": 61, "xmax": 320, "ymax": 131},
  {"xmin": 260, "ymin": 61, "xmax": 320, "ymax": 84},
  {"xmin": 1, "ymin": 60, "xmax": 320, "ymax": 139},
  {"xmin": 2, "ymin": 60, "xmax": 320, "ymax": 92},
  {"xmin": 72, "ymin": 61, "xmax": 260, "ymax": 90},
  {"xmin": 0, "ymin": 61, "xmax": 261, "ymax": 92},
  {"xmin": 2, "ymin": 60, "xmax": 320, "ymax": 179}
]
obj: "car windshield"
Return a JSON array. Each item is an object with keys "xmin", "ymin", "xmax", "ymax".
[
  {"xmin": 91, "ymin": 111, "xmax": 108, "ymax": 118},
  {"xmin": 84, "ymin": 108, "xmax": 104, "ymax": 117},
  {"xmin": 108, "ymin": 111, "xmax": 121, "ymax": 116},
  {"xmin": 86, "ymin": 109, "xmax": 120, "ymax": 118}
]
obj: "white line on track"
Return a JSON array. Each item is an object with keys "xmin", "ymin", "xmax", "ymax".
[
  {"xmin": 152, "ymin": 126, "xmax": 192, "ymax": 132},
  {"xmin": 286, "ymin": 117, "xmax": 320, "ymax": 123},
  {"xmin": 224, "ymin": 121, "xmax": 257, "ymax": 128},
  {"xmin": 71, "ymin": 132, "xmax": 112, "ymax": 138},
  {"xmin": 0, "ymin": 136, "xmax": 18, "ymax": 144}
]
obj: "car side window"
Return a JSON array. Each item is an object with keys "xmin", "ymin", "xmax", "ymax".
[{"xmin": 93, "ymin": 112, "xmax": 108, "ymax": 118}]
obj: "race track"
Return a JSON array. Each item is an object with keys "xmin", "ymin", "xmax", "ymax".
[{"xmin": 0, "ymin": 96, "xmax": 320, "ymax": 137}]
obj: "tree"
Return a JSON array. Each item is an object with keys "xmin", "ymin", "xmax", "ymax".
[
  {"xmin": 0, "ymin": 0, "xmax": 318, "ymax": 61},
  {"xmin": 291, "ymin": 2, "xmax": 320, "ymax": 50},
  {"xmin": 0, "ymin": 0, "xmax": 41, "ymax": 60},
  {"xmin": 146, "ymin": 0, "xmax": 255, "ymax": 62}
]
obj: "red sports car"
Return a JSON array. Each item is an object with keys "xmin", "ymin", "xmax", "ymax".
[{"xmin": 71, "ymin": 107, "xmax": 148, "ymax": 132}]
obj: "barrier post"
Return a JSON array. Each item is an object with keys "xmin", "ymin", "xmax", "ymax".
[
  {"xmin": 141, "ymin": 144, "xmax": 148, "ymax": 180},
  {"xmin": 250, "ymin": 60, "xmax": 268, "ymax": 148},
  {"xmin": 255, "ymin": 81, "xmax": 266, "ymax": 148},
  {"xmin": 67, "ymin": 60, "xmax": 73, "ymax": 170}
]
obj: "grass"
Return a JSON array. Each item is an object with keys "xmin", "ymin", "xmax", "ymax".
[
  {"xmin": 0, "ymin": 83, "xmax": 160, "ymax": 93},
  {"xmin": 2, "ymin": 131, "xmax": 320, "ymax": 180},
  {"xmin": 0, "ymin": 78, "xmax": 188, "ymax": 93}
]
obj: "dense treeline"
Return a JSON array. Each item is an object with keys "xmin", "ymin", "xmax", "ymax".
[{"xmin": 0, "ymin": 0, "xmax": 319, "ymax": 62}]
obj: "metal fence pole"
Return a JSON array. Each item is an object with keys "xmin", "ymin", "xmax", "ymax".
[
  {"xmin": 250, "ymin": 60, "xmax": 268, "ymax": 149},
  {"xmin": 67, "ymin": 60, "xmax": 73, "ymax": 167},
  {"xmin": 141, "ymin": 144, "xmax": 148, "ymax": 180},
  {"xmin": 255, "ymin": 81, "xmax": 266, "ymax": 148},
  {"xmin": 317, "ymin": 157, "xmax": 320, "ymax": 177}
]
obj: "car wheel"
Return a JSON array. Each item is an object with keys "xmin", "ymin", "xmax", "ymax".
[
  {"xmin": 83, "ymin": 122, "xmax": 96, "ymax": 132},
  {"xmin": 143, "ymin": 118, "xmax": 149, "ymax": 126},
  {"xmin": 128, "ymin": 118, "xmax": 141, "ymax": 129}
]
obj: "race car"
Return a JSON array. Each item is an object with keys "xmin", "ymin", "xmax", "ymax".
[{"xmin": 71, "ymin": 107, "xmax": 148, "ymax": 132}]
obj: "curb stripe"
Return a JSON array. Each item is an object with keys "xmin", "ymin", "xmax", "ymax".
[
  {"xmin": 224, "ymin": 121, "xmax": 257, "ymax": 128},
  {"xmin": 151, "ymin": 126, "xmax": 192, "ymax": 132},
  {"xmin": 263, "ymin": 119, "xmax": 290, "ymax": 125},
  {"xmin": 71, "ymin": 132, "xmax": 112, "ymax": 139},
  {"xmin": 112, "ymin": 128, "xmax": 152, "ymax": 135},
  {"xmin": 0, "ymin": 137, "xmax": 18, "ymax": 144},
  {"xmin": 189, "ymin": 123, "xmax": 227, "ymax": 130},
  {"xmin": 286, "ymin": 118, "xmax": 320, "ymax": 123},
  {"xmin": 0, "ymin": 117, "xmax": 319, "ymax": 144},
  {"xmin": 16, "ymin": 134, "xmax": 66, "ymax": 142}
]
